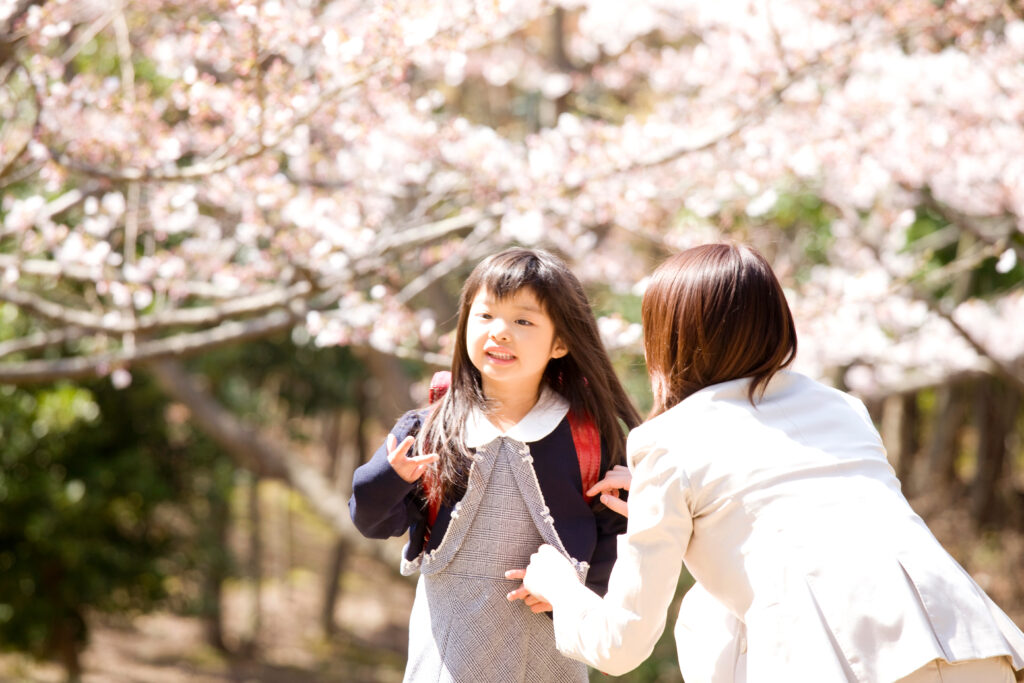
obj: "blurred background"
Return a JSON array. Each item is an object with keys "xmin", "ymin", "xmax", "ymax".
[{"xmin": 1, "ymin": 1, "xmax": 1022, "ymax": 681}]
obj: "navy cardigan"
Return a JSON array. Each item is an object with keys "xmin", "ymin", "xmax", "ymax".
[{"xmin": 348, "ymin": 409, "xmax": 627, "ymax": 596}]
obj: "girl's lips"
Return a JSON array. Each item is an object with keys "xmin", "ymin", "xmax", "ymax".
[{"xmin": 485, "ymin": 350, "xmax": 516, "ymax": 364}]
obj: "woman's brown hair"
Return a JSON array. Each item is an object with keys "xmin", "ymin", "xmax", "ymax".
[
  {"xmin": 642, "ymin": 243, "xmax": 797, "ymax": 417},
  {"xmin": 419, "ymin": 248, "xmax": 642, "ymax": 506}
]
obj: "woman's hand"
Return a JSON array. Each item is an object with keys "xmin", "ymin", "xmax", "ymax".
[
  {"xmin": 587, "ymin": 464, "xmax": 631, "ymax": 517},
  {"xmin": 503, "ymin": 571, "xmax": 553, "ymax": 614},
  {"xmin": 385, "ymin": 433, "xmax": 439, "ymax": 483},
  {"xmin": 506, "ymin": 545, "xmax": 579, "ymax": 609}
]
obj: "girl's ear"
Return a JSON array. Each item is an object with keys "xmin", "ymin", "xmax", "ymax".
[{"xmin": 551, "ymin": 338, "xmax": 568, "ymax": 359}]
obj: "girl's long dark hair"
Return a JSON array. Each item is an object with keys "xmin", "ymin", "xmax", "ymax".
[
  {"xmin": 642, "ymin": 243, "xmax": 797, "ymax": 417},
  {"xmin": 418, "ymin": 248, "xmax": 641, "ymax": 507}
]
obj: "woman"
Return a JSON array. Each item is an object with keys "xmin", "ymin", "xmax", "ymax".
[{"xmin": 511, "ymin": 244, "xmax": 1024, "ymax": 682}]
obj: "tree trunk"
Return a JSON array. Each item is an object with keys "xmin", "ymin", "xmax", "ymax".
[
  {"xmin": 202, "ymin": 490, "xmax": 229, "ymax": 652},
  {"xmin": 322, "ymin": 379, "xmax": 370, "ymax": 636},
  {"xmin": 146, "ymin": 357, "xmax": 404, "ymax": 576},
  {"xmin": 324, "ymin": 409, "xmax": 342, "ymax": 481},
  {"xmin": 321, "ymin": 536, "xmax": 349, "ymax": 637},
  {"xmin": 549, "ymin": 7, "xmax": 572, "ymax": 121},
  {"xmin": 971, "ymin": 377, "xmax": 1020, "ymax": 527},
  {"xmin": 882, "ymin": 392, "xmax": 919, "ymax": 494},
  {"xmin": 55, "ymin": 617, "xmax": 83, "ymax": 683},
  {"xmin": 359, "ymin": 348, "xmax": 416, "ymax": 420},
  {"xmin": 147, "ymin": 358, "xmax": 351, "ymax": 531},
  {"xmin": 245, "ymin": 473, "xmax": 263, "ymax": 654},
  {"xmin": 926, "ymin": 383, "xmax": 967, "ymax": 489}
]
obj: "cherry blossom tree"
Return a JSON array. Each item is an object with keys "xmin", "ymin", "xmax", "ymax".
[{"xmin": 2, "ymin": 0, "xmax": 1023, "ymax": 525}]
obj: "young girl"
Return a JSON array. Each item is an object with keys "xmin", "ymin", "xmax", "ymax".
[
  {"xmin": 515, "ymin": 244, "xmax": 1024, "ymax": 682},
  {"xmin": 349, "ymin": 248, "xmax": 641, "ymax": 683}
]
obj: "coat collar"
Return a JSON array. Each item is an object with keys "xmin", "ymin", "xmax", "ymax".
[{"xmin": 464, "ymin": 385, "xmax": 569, "ymax": 448}]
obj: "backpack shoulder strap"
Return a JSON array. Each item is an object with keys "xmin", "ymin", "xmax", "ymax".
[
  {"xmin": 567, "ymin": 411, "xmax": 602, "ymax": 503},
  {"xmin": 428, "ymin": 370, "xmax": 451, "ymax": 404}
]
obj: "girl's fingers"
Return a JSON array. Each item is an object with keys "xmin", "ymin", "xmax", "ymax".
[
  {"xmin": 386, "ymin": 435, "xmax": 416, "ymax": 463},
  {"xmin": 531, "ymin": 601, "xmax": 553, "ymax": 613},
  {"xmin": 409, "ymin": 454, "xmax": 439, "ymax": 481},
  {"xmin": 504, "ymin": 569, "xmax": 526, "ymax": 580},
  {"xmin": 395, "ymin": 435, "xmax": 416, "ymax": 456}
]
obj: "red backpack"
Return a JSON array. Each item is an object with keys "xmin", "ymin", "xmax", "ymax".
[{"xmin": 422, "ymin": 370, "xmax": 602, "ymax": 530}]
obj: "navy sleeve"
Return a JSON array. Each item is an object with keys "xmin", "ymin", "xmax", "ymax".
[
  {"xmin": 583, "ymin": 437, "xmax": 628, "ymax": 596},
  {"xmin": 348, "ymin": 410, "xmax": 426, "ymax": 539}
]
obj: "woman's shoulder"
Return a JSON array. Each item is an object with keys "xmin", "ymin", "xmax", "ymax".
[
  {"xmin": 624, "ymin": 372, "xmax": 822, "ymax": 456},
  {"xmin": 625, "ymin": 398, "xmax": 721, "ymax": 470},
  {"xmin": 631, "ymin": 385, "xmax": 737, "ymax": 439}
]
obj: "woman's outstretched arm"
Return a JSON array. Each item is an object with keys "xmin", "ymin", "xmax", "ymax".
[{"xmin": 517, "ymin": 443, "xmax": 694, "ymax": 676}]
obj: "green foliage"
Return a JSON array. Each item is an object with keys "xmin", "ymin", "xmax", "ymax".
[
  {"xmin": 0, "ymin": 379, "xmax": 172, "ymax": 661},
  {"xmin": 971, "ymin": 246, "xmax": 1024, "ymax": 296},
  {"xmin": 0, "ymin": 365, "xmax": 233, "ymax": 671},
  {"xmin": 191, "ymin": 333, "xmax": 371, "ymax": 425},
  {"xmin": 762, "ymin": 191, "xmax": 837, "ymax": 283},
  {"xmin": 773, "ymin": 193, "xmax": 836, "ymax": 265},
  {"xmin": 904, "ymin": 207, "xmax": 1024, "ymax": 299}
]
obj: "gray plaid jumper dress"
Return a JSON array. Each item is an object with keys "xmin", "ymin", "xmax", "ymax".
[{"xmin": 401, "ymin": 435, "xmax": 590, "ymax": 683}]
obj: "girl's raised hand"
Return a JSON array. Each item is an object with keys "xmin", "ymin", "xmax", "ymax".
[
  {"xmin": 586, "ymin": 464, "xmax": 631, "ymax": 517},
  {"xmin": 386, "ymin": 433, "xmax": 439, "ymax": 483}
]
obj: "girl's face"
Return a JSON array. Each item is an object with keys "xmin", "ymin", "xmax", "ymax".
[{"xmin": 465, "ymin": 286, "xmax": 567, "ymax": 398}]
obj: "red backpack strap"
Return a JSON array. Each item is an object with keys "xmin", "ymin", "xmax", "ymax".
[
  {"xmin": 422, "ymin": 371, "xmax": 451, "ymax": 532},
  {"xmin": 567, "ymin": 411, "xmax": 602, "ymax": 503},
  {"xmin": 428, "ymin": 370, "xmax": 451, "ymax": 404}
]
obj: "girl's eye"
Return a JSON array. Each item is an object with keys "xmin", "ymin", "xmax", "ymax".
[
  {"xmin": 516, "ymin": 319, "xmax": 532, "ymax": 326},
  {"xmin": 478, "ymin": 313, "xmax": 492, "ymax": 319}
]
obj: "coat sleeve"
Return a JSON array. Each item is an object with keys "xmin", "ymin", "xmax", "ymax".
[
  {"xmin": 348, "ymin": 410, "xmax": 426, "ymax": 539},
  {"xmin": 538, "ymin": 436, "xmax": 695, "ymax": 676},
  {"xmin": 583, "ymin": 438, "xmax": 628, "ymax": 596}
]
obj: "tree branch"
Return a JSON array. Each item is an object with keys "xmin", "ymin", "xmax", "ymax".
[
  {"xmin": 374, "ymin": 208, "xmax": 490, "ymax": 255},
  {"xmin": 852, "ymin": 364, "xmax": 998, "ymax": 404},
  {"xmin": 916, "ymin": 185, "xmax": 1024, "ymax": 265},
  {"xmin": 396, "ymin": 222, "xmax": 496, "ymax": 304},
  {"xmin": 0, "ymin": 308, "xmax": 302, "ymax": 383},
  {"xmin": 0, "ymin": 327, "xmax": 86, "ymax": 359},
  {"xmin": 925, "ymin": 297, "xmax": 1024, "ymax": 395},
  {"xmin": 849, "ymin": 215, "xmax": 1024, "ymax": 394},
  {"xmin": 146, "ymin": 357, "xmax": 351, "ymax": 532},
  {"xmin": 0, "ymin": 281, "xmax": 314, "ymax": 335}
]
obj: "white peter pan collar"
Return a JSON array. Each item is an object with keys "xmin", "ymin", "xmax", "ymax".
[{"xmin": 464, "ymin": 385, "xmax": 569, "ymax": 449}]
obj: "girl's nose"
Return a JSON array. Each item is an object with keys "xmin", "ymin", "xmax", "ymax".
[{"xmin": 490, "ymin": 320, "xmax": 512, "ymax": 341}]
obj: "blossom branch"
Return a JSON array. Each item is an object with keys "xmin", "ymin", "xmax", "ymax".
[
  {"xmin": 0, "ymin": 280, "xmax": 314, "ymax": 335},
  {"xmin": 0, "ymin": 327, "xmax": 87, "ymax": 360},
  {"xmin": 0, "ymin": 308, "xmax": 303, "ymax": 384}
]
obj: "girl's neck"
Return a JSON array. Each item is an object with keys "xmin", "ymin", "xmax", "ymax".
[{"xmin": 482, "ymin": 381, "xmax": 543, "ymax": 432}]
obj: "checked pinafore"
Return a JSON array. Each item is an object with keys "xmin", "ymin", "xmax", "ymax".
[{"xmin": 401, "ymin": 435, "xmax": 589, "ymax": 683}]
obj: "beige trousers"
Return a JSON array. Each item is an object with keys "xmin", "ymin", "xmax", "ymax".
[{"xmin": 895, "ymin": 656, "xmax": 1016, "ymax": 683}]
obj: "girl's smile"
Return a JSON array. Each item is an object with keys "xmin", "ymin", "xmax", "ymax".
[{"xmin": 483, "ymin": 345, "xmax": 517, "ymax": 364}]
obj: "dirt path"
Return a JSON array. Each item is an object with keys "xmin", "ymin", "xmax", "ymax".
[{"xmin": 0, "ymin": 555, "xmax": 413, "ymax": 683}]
